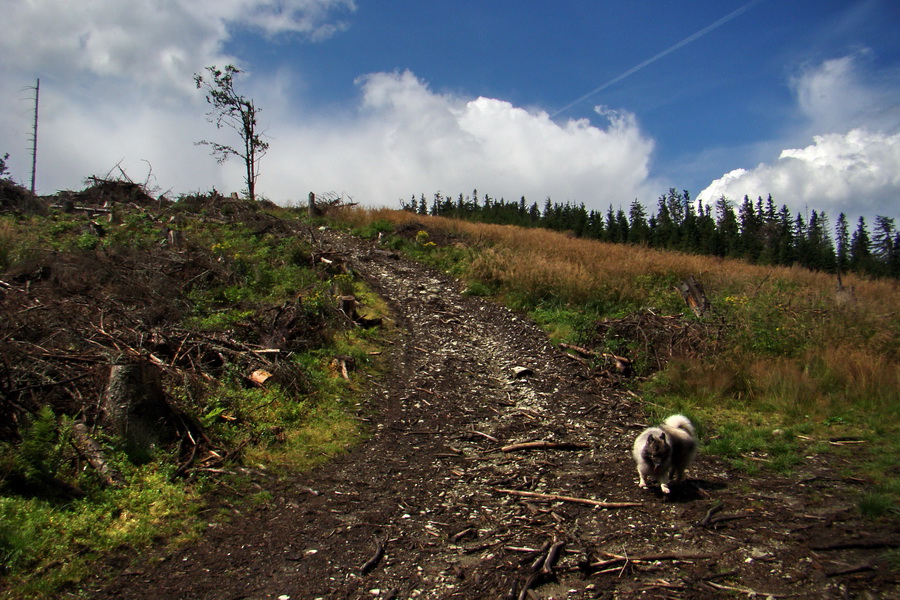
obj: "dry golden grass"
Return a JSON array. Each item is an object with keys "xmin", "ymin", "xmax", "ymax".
[
  {"xmin": 334, "ymin": 207, "xmax": 899, "ymax": 427},
  {"xmin": 338, "ymin": 206, "xmax": 898, "ymax": 317}
]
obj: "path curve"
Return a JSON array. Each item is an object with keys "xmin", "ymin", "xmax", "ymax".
[{"xmin": 95, "ymin": 229, "xmax": 898, "ymax": 600}]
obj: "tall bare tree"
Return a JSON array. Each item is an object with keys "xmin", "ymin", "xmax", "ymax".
[{"xmin": 194, "ymin": 65, "xmax": 268, "ymax": 201}]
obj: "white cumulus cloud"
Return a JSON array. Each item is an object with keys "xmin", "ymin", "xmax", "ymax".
[
  {"xmin": 698, "ymin": 52, "xmax": 900, "ymax": 221},
  {"xmin": 1, "ymin": 3, "xmax": 655, "ymax": 208},
  {"xmin": 699, "ymin": 129, "xmax": 900, "ymax": 217},
  {"xmin": 262, "ymin": 71, "xmax": 658, "ymax": 207},
  {"xmin": 0, "ymin": 0, "xmax": 355, "ymax": 93}
]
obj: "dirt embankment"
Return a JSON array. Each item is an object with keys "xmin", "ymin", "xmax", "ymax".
[{"xmin": 94, "ymin": 228, "xmax": 898, "ymax": 600}]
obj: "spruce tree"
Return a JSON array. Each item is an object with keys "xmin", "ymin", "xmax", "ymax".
[
  {"xmin": 872, "ymin": 216, "xmax": 897, "ymax": 277},
  {"xmin": 835, "ymin": 212, "xmax": 850, "ymax": 277},
  {"xmin": 850, "ymin": 217, "xmax": 874, "ymax": 274}
]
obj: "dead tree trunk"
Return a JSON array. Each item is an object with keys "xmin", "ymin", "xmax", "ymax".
[
  {"xmin": 675, "ymin": 275, "xmax": 710, "ymax": 317},
  {"xmin": 102, "ymin": 360, "xmax": 177, "ymax": 459},
  {"xmin": 308, "ymin": 191, "xmax": 320, "ymax": 218}
]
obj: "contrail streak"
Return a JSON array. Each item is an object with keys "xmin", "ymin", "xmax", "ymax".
[{"xmin": 550, "ymin": 0, "xmax": 764, "ymax": 118}]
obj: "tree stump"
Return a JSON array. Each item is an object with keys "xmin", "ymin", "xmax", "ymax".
[
  {"xmin": 675, "ymin": 275, "xmax": 710, "ymax": 317},
  {"xmin": 338, "ymin": 295, "xmax": 358, "ymax": 320},
  {"xmin": 102, "ymin": 360, "xmax": 177, "ymax": 460}
]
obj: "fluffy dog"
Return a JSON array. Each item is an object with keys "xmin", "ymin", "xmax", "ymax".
[{"xmin": 632, "ymin": 414, "xmax": 697, "ymax": 494}]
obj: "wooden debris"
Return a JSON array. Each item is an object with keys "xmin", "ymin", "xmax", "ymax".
[
  {"xmin": 825, "ymin": 563, "xmax": 876, "ymax": 577},
  {"xmin": 450, "ymin": 527, "xmax": 475, "ymax": 543},
  {"xmin": 471, "ymin": 429, "xmax": 499, "ymax": 443},
  {"xmin": 588, "ymin": 551, "xmax": 715, "ymax": 572},
  {"xmin": 675, "ymin": 275, "xmax": 710, "ymax": 317},
  {"xmin": 248, "ymin": 369, "xmax": 273, "ymax": 386},
  {"xmin": 71, "ymin": 423, "xmax": 126, "ymax": 487},
  {"xmin": 494, "ymin": 488, "xmax": 641, "ymax": 509},
  {"xmin": 697, "ymin": 502, "xmax": 753, "ymax": 528},
  {"xmin": 102, "ymin": 360, "xmax": 177, "ymax": 453},
  {"xmin": 360, "ymin": 537, "xmax": 385, "ymax": 575},
  {"xmin": 338, "ymin": 295, "xmax": 358, "ymax": 319},
  {"xmin": 703, "ymin": 580, "xmax": 788, "ymax": 597},
  {"xmin": 516, "ymin": 539, "xmax": 566, "ymax": 600},
  {"xmin": 511, "ymin": 366, "xmax": 533, "ymax": 378},
  {"xmin": 811, "ymin": 538, "xmax": 900, "ymax": 551},
  {"xmin": 336, "ymin": 294, "xmax": 382, "ymax": 329},
  {"xmin": 558, "ymin": 343, "xmax": 632, "ymax": 374},
  {"xmin": 500, "ymin": 441, "xmax": 591, "ymax": 453}
]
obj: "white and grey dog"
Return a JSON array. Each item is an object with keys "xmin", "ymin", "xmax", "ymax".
[{"xmin": 632, "ymin": 414, "xmax": 697, "ymax": 494}]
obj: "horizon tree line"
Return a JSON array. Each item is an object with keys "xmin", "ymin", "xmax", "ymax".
[{"xmin": 400, "ymin": 188, "xmax": 899, "ymax": 280}]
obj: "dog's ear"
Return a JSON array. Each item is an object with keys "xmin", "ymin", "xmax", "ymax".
[{"xmin": 659, "ymin": 432, "xmax": 667, "ymax": 442}]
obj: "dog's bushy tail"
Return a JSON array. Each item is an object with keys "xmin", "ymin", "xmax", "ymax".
[{"xmin": 664, "ymin": 414, "xmax": 695, "ymax": 437}]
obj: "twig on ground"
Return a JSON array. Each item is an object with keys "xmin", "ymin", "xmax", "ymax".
[
  {"xmin": 704, "ymin": 580, "xmax": 789, "ymax": 597},
  {"xmin": 494, "ymin": 488, "xmax": 642, "ymax": 508},
  {"xmin": 501, "ymin": 441, "xmax": 591, "ymax": 453},
  {"xmin": 360, "ymin": 537, "xmax": 385, "ymax": 575}
]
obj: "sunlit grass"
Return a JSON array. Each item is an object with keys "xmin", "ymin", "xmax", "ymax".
[
  {"xmin": 0, "ymin": 200, "xmax": 393, "ymax": 598},
  {"xmin": 330, "ymin": 207, "xmax": 900, "ymax": 491},
  {"xmin": 0, "ymin": 464, "xmax": 202, "ymax": 600}
]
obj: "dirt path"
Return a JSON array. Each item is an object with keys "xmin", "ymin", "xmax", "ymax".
[{"xmin": 95, "ymin": 229, "xmax": 897, "ymax": 599}]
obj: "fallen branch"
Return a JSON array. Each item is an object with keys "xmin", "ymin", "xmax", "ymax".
[
  {"xmin": 360, "ymin": 537, "xmax": 385, "ymax": 575},
  {"xmin": 471, "ymin": 429, "xmax": 499, "ymax": 443},
  {"xmin": 698, "ymin": 502, "xmax": 722, "ymax": 527},
  {"xmin": 450, "ymin": 527, "xmax": 475, "ymax": 543},
  {"xmin": 558, "ymin": 343, "xmax": 632, "ymax": 371},
  {"xmin": 518, "ymin": 540, "xmax": 566, "ymax": 600},
  {"xmin": 703, "ymin": 580, "xmax": 789, "ymax": 597},
  {"xmin": 580, "ymin": 550, "xmax": 715, "ymax": 575},
  {"xmin": 494, "ymin": 488, "xmax": 641, "ymax": 508},
  {"xmin": 70, "ymin": 423, "xmax": 126, "ymax": 487},
  {"xmin": 501, "ymin": 441, "xmax": 590, "ymax": 453},
  {"xmin": 542, "ymin": 540, "xmax": 565, "ymax": 575},
  {"xmin": 825, "ymin": 564, "xmax": 876, "ymax": 577},
  {"xmin": 594, "ymin": 550, "xmax": 714, "ymax": 567},
  {"xmin": 697, "ymin": 502, "xmax": 753, "ymax": 528},
  {"xmin": 171, "ymin": 439, "xmax": 200, "ymax": 480},
  {"xmin": 811, "ymin": 539, "xmax": 900, "ymax": 551}
]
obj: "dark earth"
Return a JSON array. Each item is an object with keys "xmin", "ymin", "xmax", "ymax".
[{"xmin": 92, "ymin": 227, "xmax": 898, "ymax": 600}]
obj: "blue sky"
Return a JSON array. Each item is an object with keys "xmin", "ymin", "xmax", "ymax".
[{"xmin": 2, "ymin": 0, "xmax": 898, "ymax": 225}]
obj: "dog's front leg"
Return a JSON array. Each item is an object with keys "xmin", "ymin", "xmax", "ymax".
[
  {"xmin": 659, "ymin": 471, "xmax": 672, "ymax": 494},
  {"xmin": 637, "ymin": 465, "xmax": 652, "ymax": 489}
]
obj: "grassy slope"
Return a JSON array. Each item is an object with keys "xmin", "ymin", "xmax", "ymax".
[
  {"xmin": 0, "ymin": 198, "xmax": 389, "ymax": 598},
  {"xmin": 1, "ymin": 198, "xmax": 896, "ymax": 597},
  {"xmin": 336, "ymin": 206, "xmax": 899, "ymax": 518}
]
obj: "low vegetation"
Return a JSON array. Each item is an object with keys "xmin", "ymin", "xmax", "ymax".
[
  {"xmin": 336, "ymin": 206, "xmax": 899, "ymax": 519},
  {"xmin": 0, "ymin": 183, "xmax": 387, "ymax": 598},
  {"xmin": 1, "ymin": 179, "xmax": 896, "ymax": 597}
]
